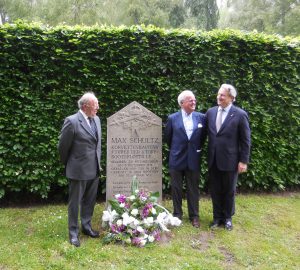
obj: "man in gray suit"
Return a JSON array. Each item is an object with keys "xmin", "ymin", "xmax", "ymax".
[
  {"xmin": 206, "ymin": 84, "xmax": 251, "ymax": 231},
  {"xmin": 58, "ymin": 92, "xmax": 101, "ymax": 247}
]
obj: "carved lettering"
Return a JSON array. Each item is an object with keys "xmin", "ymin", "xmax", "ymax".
[{"xmin": 106, "ymin": 101, "xmax": 162, "ymax": 202}]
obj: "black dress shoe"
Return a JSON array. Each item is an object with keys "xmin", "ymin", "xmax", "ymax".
[
  {"xmin": 191, "ymin": 218, "xmax": 200, "ymax": 228},
  {"xmin": 82, "ymin": 228, "xmax": 100, "ymax": 238},
  {"xmin": 70, "ymin": 237, "xmax": 80, "ymax": 247},
  {"xmin": 210, "ymin": 220, "xmax": 223, "ymax": 229},
  {"xmin": 225, "ymin": 220, "xmax": 233, "ymax": 231}
]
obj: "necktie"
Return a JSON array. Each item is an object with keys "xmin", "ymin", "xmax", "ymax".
[
  {"xmin": 88, "ymin": 117, "xmax": 98, "ymax": 139},
  {"xmin": 216, "ymin": 108, "xmax": 224, "ymax": 132}
]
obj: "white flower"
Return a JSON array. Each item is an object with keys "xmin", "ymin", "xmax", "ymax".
[
  {"xmin": 143, "ymin": 216, "xmax": 154, "ymax": 227},
  {"xmin": 102, "ymin": 209, "xmax": 118, "ymax": 224},
  {"xmin": 155, "ymin": 212, "xmax": 170, "ymax": 232},
  {"xmin": 140, "ymin": 196, "xmax": 147, "ymax": 202},
  {"xmin": 151, "ymin": 208, "xmax": 157, "ymax": 215},
  {"xmin": 129, "ymin": 223, "xmax": 137, "ymax": 229},
  {"xmin": 129, "ymin": 218, "xmax": 139, "ymax": 229},
  {"xmin": 148, "ymin": 235, "xmax": 155, "ymax": 242},
  {"xmin": 156, "ymin": 212, "xmax": 168, "ymax": 223},
  {"xmin": 168, "ymin": 215, "xmax": 182, "ymax": 226},
  {"xmin": 131, "ymin": 208, "xmax": 139, "ymax": 216},
  {"xmin": 129, "ymin": 195, "xmax": 136, "ymax": 201},
  {"xmin": 133, "ymin": 219, "xmax": 140, "ymax": 226},
  {"xmin": 116, "ymin": 219, "xmax": 123, "ymax": 226},
  {"xmin": 137, "ymin": 226, "xmax": 144, "ymax": 233},
  {"xmin": 122, "ymin": 213, "xmax": 135, "ymax": 226},
  {"xmin": 115, "ymin": 194, "xmax": 121, "ymax": 199},
  {"xmin": 140, "ymin": 239, "xmax": 147, "ymax": 247},
  {"xmin": 125, "ymin": 238, "xmax": 132, "ymax": 244},
  {"xmin": 120, "ymin": 203, "xmax": 125, "ymax": 208}
]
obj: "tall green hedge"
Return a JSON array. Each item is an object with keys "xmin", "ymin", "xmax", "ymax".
[{"xmin": 0, "ymin": 21, "xmax": 299, "ymax": 199}]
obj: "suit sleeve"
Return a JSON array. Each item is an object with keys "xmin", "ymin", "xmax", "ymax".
[
  {"xmin": 164, "ymin": 115, "xmax": 173, "ymax": 148},
  {"xmin": 238, "ymin": 112, "xmax": 251, "ymax": 164},
  {"xmin": 58, "ymin": 118, "xmax": 75, "ymax": 165},
  {"xmin": 200, "ymin": 113, "xmax": 207, "ymax": 149}
]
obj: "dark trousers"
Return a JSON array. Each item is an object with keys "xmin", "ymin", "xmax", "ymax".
[
  {"xmin": 68, "ymin": 177, "xmax": 99, "ymax": 238},
  {"xmin": 170, "ymin": 169, "xmax": 200, "ymax": 220},
  {"xmin": 209, "ymin": 162, "xmax": 238, "ymax": 221}
]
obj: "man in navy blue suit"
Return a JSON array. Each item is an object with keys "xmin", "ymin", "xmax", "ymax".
[
  {"xmin": 206, "ymin": 84, "xmax": 251, "ymax": 231},
  {"xmin": 165, "ymin": 90, "xmax": 206, "ymax": 228}
]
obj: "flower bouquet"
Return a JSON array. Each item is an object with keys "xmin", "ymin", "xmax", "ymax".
[{"xmin": 101, "ymin": 179, "xmax": 181, "ymax": 247}]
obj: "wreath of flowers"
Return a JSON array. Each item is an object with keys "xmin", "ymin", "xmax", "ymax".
[{"xmin": 101, "ymin": 180, "xmax": 181, "ymax": 247}]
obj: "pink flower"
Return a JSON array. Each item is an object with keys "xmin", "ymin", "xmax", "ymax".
[
  {"xmin": 116, "ymin": 194, "xmax": 127, "ymax": 204},
  {"xmin": 125, "ymin": 202, "xmax": 130, "ymax": 209},
  {"xmin": 142, "ymin": 203, "xmax": 153, "ymax": 218},
  {"xmin": 110, "ymin": 223, "xmax": 125, "ymax": 233},
  {"xmin": 131, "ymin": 237, "xmax": 146, "ymax": 247},
  {"xmin": 138, "ymin": 190, "xmax": 149, "ymax": 201},
  {"xmin": 152, "ymin": 230, "xmax": 161, "ymax": 241}
]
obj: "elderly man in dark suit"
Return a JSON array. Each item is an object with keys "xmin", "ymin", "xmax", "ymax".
[
  {"xmin": 206, "ymin": 84, "xmax": 251, "ymax": 231},
  {"xmin": 58, "ymin": 92, "xmax": 101, "ymax": 247},
  {"xmin": 165, "ymin": 90, "xmax": 206, "ymax": 228}
]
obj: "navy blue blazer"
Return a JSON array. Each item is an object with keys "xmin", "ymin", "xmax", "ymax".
[
  {"xmin": 165, "ymin": 111, "xmax": 206, "ymax": 171},
  {"xmin": 206, "ymin": 105, "xmax": 251, "ymax": 171}
]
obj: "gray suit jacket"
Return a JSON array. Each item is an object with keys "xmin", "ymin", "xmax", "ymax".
[{"xmin": 58, "ymin": 111, "xmax": 101, "ymax": 180}]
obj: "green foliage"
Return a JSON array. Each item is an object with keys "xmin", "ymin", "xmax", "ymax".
[
  {"xmin": 0, "ymin": 0, "xmax": 219, "ymax": 31},
  {"xmin": 185, "ymin": 0, "xmax": 219, "ymax": 30},
  {"xmin": 0, "ymin": 21, "xmax": 299, "ymax": 199},
  {"xmin": 220, "ymin": 0, "xmax": 300, "ymax": 36},
  {"xmin": 130, "ymin": 176, "xmax": 139, "ymax": 194}
]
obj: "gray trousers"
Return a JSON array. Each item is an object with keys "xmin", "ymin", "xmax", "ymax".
[{"xmin": 68, "ymin": 177, "xmax": 99, "ymax": 238}]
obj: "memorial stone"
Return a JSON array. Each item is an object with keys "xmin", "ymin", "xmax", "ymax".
[{"xmin": 106, "ymin": 101, "xmax": 162, "ymax": 201}]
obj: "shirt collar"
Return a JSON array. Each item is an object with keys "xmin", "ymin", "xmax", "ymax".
[
  {"xmin": 181, "ymin": 109, "xmax": 193, "ymax": 118},
  {"xmin": 219, "ymin": 103, "xmax": 232, "ymax": 113},
  {"xmin": 79, "ymin": 109, "xmax": 89, "ymax": 120}
]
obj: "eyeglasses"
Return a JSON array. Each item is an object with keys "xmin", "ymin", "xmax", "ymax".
[{"xmin": 185, "ymin": 99, "xmax": 196, "ymax": 103}]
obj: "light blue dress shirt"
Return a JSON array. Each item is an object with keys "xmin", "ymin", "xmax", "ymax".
[{"xmin": 182, "ymin": 110, "xmax": 193, "ymax": 140}]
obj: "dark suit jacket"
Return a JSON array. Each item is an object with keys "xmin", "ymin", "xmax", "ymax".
[
  {"xmin": 165, "ymin": 111, "xmax": 206, "ymax": 171},
  {"xmin": 206, "ymin": 105, "xmax": 250, "ymax": 171},
  {"xmin": 58, "ymin": 111, "xmax": 101, "ymax": 180}
]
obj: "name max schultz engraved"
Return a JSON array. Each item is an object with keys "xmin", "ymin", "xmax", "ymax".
[{"xmin": 106, "ymin": 101, "xmax": 162, "ymax": 201}]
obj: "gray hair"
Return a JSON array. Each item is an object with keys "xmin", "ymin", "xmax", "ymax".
[
  {"xmin": 177, "ymin": 90, "xmax": 195, "ymax": 106},
  {"xmin": 78, "ymin": 92, "xmax": 97, "ymax": 109},
  {"xmin": 220, "ymin": 84, "xmax": 237, "ymax": 101}
]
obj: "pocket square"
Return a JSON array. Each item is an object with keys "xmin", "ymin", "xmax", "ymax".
[{"xmin": 198, "ymin": 123, "xmax": 203, "ymax": 128}]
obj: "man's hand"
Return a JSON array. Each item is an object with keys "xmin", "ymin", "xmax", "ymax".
[{"xmin": 238, "ymin": 162, "xmax": 247, "ymax": 174}]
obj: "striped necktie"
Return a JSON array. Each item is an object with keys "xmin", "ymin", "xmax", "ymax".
[
  {"xmin": 88, "ymin": 117, "xmax": 98, "ymax": 139},
  {"xmin": 216, "ymin": 108, "xmax": 224, "ymax": 132}
]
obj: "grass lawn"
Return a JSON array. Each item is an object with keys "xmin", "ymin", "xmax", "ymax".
[{"xmin": 0, "ymin": 193, "xmax": 299, "ymax": 270}]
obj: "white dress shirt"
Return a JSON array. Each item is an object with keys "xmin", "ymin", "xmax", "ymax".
[
  {"xmin": 182, "ymin": 109, "xmax": 193, "ymax": 140},
  {"xmin": 218, "ymin": 104, "xmax": 232, "ymax": 124}
]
